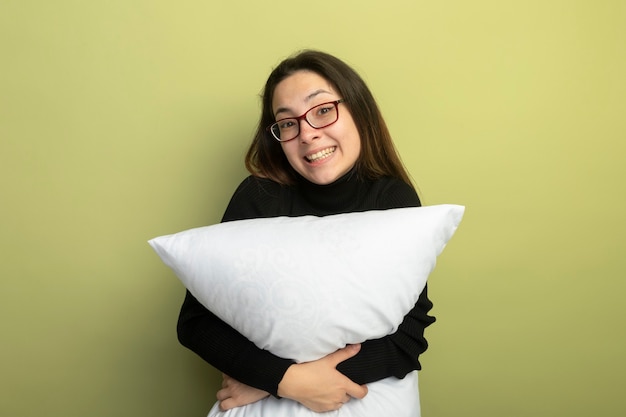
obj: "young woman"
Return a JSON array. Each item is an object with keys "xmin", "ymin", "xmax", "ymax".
[{"xmin": 177, "ymin": 50, "xmax": 436, "ymax": 413}]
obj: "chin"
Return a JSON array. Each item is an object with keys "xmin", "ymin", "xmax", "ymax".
[{"xmin": 305, "ymin": 172, "xmax": 343, "ymax": 185}]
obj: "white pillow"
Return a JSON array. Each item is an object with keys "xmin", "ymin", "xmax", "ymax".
[{"xmin": 149, "ymin": 205, "xmax": 464, "ymax": 417}]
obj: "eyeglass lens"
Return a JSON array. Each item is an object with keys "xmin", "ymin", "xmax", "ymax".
[{"xmin": 270, "ymin": 101, "xmax": 339, "ymax": 142}]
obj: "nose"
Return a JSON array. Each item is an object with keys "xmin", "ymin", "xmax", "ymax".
[{"xmin": 298, "ymin": 118, "xmax": 320, "ymax": 143}]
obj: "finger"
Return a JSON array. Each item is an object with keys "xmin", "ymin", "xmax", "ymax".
[
  {"xmin": 219, "ymin": 398, "xmax": 235, "ymax": 411},
  {"xmin": 346, "ymin": 382, "xmax": 368, "ymax": 400},
  {"xmin": 216, "ymin": 388, "xmax": 230, "ymax": 401},
  {"xmin": 222, "ymin": 374, "xmax": 235, "ymax": 388},
  {"xmin": 327, "ymin": 344, "xmax": 361, "ymax": 366}
]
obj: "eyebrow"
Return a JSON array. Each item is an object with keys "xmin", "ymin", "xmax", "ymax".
[{"xmin": 274, "ymin": 89, "xmax": 332, "ymax": 117}]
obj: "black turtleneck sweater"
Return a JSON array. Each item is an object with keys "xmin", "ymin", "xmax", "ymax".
[{"xmin": 177, "ymin": 171, "xmax": 436, "ymax": 396}]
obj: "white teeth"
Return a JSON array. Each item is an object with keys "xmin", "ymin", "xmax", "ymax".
[{"xmin": 306, "ymin": 147, "xmax": 336, "ymax": 162}]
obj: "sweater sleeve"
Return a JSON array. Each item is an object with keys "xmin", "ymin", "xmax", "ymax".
[
  {"xmin": 336, "ymin": 178, "xmax": 437, "ymax": 383},
  {"xmin": 176, "ymin": 177, "xmax": 294, "ymax": 396},
  {"xmin": 336, "ymin": 286, "xmax": 436, "ymax": 384},
  {"xmin": 177, "ymin": 291, "xmax": 293, "ymax": 396}
]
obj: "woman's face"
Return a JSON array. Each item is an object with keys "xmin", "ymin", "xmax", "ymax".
[{"xmin": 271, "ymin": 70, "xmax": 361, "ymax": 185}]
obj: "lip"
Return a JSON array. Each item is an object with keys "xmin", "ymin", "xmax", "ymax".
[{"xmin": 304, "ymin": 146, "xmax": 337, "ymax": 164}]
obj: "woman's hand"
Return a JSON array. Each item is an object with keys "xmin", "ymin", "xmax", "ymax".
[
  {"xmin": 216, "ymin": 374, "xmax": 270, "ymax": 411},
  {"xmin": 277, "ymin": 344, "xmax": 369, "ymax": 412}
]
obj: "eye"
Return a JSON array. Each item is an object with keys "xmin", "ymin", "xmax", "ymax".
[
  {"xmin": 316, "ymin": 105, "xmax": 333, "ymax": 116},
  {"xmin": 279, "ymin": 119, "xmax": 297, "ymax": 129}
]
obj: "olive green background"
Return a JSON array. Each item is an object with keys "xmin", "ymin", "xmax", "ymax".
[{"xmin": 1, "ymin": 1, "xmax": 624, "ymax": 416}]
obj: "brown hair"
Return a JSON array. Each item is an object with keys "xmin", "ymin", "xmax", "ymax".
[{"xmin": 245, "ymin": 50, "xmax": 413, "ymax": 187}]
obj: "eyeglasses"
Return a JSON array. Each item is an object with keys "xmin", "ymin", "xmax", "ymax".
[{"xmin": 267, "ymin": 99, "xmax": 345, "ymax": 142}]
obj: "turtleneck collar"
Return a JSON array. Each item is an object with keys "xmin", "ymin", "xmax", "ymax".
[{"xmin": 296, "ymin": 167, "xmax": 364, "ymax": 214}]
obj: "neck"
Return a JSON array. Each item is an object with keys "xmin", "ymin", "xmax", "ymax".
[{"xmin": 297, "ymin": 168, "xmax": 362, "ymax": 213}]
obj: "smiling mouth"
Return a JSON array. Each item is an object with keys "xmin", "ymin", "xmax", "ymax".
[{"xmin": 305, "ymin": 147, "xmax": 336, "ymax": 162}]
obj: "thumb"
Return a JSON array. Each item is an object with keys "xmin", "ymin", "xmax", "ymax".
[{"xmin": 327, "ymin": 344, "xmax": 362, "ymax": 366}]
